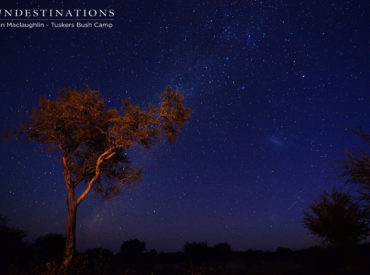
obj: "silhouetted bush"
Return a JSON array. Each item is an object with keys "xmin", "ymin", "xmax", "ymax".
[
  {"xmin": 33, "ymin": 233, "xmax": 65, "ymax": 263},
  {"xmin": 303, "ymin": 189, "xmax": 369, "ymax": 248},
  {"xmin": 118, "ymin": 238, "xmax": 147, "ymax": 269},
  {"xmin": 275, "ymin": 247, "xmax": 293, "ymax": 255},
  {"xmin": 0, "ymin": 216, "xmax": 28, "ymax": 274},
  {"xmin": 184, "ymin": 242, "xmax": 210, "ymax": 264},
  {"xmin": 120, "ymin": 238, "xmax": 146, "ymax": 256},
  {"xmin": 84, "ymin": 247, "xmax": 114, "ymax": 274},
  {"xmin": 212, "ymin": 243, "xmax": 231, "ymax": 257}
]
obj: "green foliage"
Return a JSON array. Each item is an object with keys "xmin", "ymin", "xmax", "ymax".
[{"xmin": 303, "ymin": 190, "xmax": 369, "ymax": 247}]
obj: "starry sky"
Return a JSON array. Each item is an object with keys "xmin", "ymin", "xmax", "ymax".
[{"xmin": 0, "ymin": 0, "xmax": 369, "ymax": 253}]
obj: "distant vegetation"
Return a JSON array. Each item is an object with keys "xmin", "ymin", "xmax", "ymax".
[
  {"xmin": 1, "ymin": 215, "xmax": 369, "ymax": 275},
  {"xmin": 303, "ymin": 189, "xmax": 368, "ymax": 248},
  {"xmin": 303, "ymin": 128, "xmax": 369, "ymax": 249}
]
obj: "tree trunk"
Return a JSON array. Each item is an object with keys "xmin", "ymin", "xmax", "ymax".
[{"xmin": 60, "ymin": 186, "xmax": 77, "ymax": 272}]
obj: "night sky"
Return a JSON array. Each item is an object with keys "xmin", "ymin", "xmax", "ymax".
[{"xmin": 0, "ymin": 0, "xmax": 369, "ymax": 253}]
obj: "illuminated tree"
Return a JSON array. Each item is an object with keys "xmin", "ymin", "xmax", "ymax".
[
  {"xmin": 303, "ymin": 190, "xmax": 368, "ymax": 248},
  {"xmin": 12, "ymin": 86, "xmax": 192, "ymax": 271}
]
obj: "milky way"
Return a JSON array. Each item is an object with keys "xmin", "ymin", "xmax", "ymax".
[{"xmin": 0, "ymin": 0, "xmax": 368, "ymax": 252}]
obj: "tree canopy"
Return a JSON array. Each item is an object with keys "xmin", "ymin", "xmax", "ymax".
[
  {"xmin": 15, "ymin": 85, "xmax": 192, "ymax": 201},
  {"xmin": 303, "ymin": 190, "xmax": 369, "ymax": 248},
  {"xmin": 337, "ymin": 128, "xmax": 370, "ymax": 209}
]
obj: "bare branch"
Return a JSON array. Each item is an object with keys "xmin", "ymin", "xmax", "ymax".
[{"xmin": 76, "ymin": 148, "xmax": 117, "ymax": 206}]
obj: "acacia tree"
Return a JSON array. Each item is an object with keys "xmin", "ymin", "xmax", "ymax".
[
  {"xmin": 303, "ymin": 190, "xmax": 368, "ymax": 248},
  {"xmin": 337, "ymin": 128, "xmax": 370, "ymax": 210},
  {"xmin": 13, "ymin": 86, "xmax": 192, "ymax": 271}
]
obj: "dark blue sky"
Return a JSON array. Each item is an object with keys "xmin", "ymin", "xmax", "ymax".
[{"xmin": 0, "ymin": 0, "xmax": 369, "ymax": 253}]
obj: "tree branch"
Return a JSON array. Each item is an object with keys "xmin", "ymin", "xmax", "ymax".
[{"xmin": 76, "ymin": 148, "xmax": 117, "ymax": 206}]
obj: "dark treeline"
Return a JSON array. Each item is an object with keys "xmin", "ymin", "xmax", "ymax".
[{"xmin": 1, "ymin": 217, "xmax": 369, "ymax": 275}]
